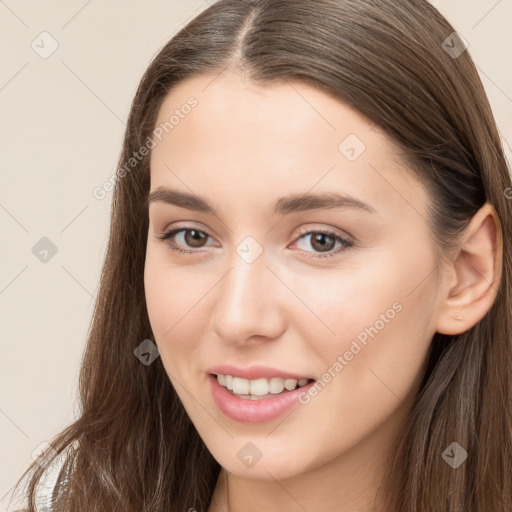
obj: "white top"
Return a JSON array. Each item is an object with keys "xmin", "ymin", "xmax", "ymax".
[{"xmin": 34, "ymin": 450, "xmax": 72, "ymax": 511}]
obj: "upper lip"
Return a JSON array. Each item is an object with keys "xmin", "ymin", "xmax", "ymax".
[{"xmin": 208, "ymin": 364, "xmax": 313, "ymax": 381}]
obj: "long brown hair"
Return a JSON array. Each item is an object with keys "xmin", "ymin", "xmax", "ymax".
[{"xmin": 13, "ymin": 1, "xmax": 511, "ymax": 510}]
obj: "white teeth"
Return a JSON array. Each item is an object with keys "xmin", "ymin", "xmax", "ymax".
[
  {"xmin": 215, "ymin": 374, "xmax": 310, "ymax": 398},
  {"xmin": 269, "ymin": 377, "xmax": 285, "ymax": 394},
  {"xmin": 284, "ymin": 379, "xmax": 298, "ymax": 391},
  {"xmin": 249, "ymin": 378, "xmax": 269, "ymax": 396},
  {"xmin": 232, "ymin": 377, "xmax": 250, "ymax": 394}
]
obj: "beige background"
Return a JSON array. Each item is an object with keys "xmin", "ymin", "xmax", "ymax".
[{"xmin": 1, "ymin": 0, "xmax": 511, "ymax": 509}]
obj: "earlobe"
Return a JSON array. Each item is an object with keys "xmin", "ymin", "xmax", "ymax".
[{"xmin": 436, "ymin": 203, "xmax": 503, "ymax": 335}]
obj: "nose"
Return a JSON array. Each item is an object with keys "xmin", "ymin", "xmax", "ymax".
[{"xmin": 210, "ymin": 251, "xmax": 287, "ymax": 346}]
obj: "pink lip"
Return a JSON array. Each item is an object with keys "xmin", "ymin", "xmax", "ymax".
[
  {"xmin": 208, "ymin": 374, "xmax": 315, "ymax": 424},
  {"xmin": 207, "ymin": 364, "xmax": 313, "ymax": 381}
]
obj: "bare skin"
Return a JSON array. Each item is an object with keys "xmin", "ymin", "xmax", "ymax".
[{"xmin": 144, "ymin": 72, "xmax": 502, "ymax": 512}]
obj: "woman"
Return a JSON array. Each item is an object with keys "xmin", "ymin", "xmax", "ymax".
[{"xmin": 13, "ymin": 0, "xmax": 511, "ymax": 510}]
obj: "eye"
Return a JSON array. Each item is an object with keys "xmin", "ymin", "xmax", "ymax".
[
  {"xmin": 155, "ymin": 227, "xmax": 215, "ymax": 255},
  {"xmin": 291, "ymin": 228, "xmax": 353, "ymax": 259},
  {"xmin": 155, "ymin": 226, "xmax": 354, "ymax": 259}
]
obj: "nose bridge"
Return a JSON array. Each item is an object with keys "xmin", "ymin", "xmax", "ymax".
[
  {"xmin": 211, "ymin": 244, "xmax": 285, "ymax": 343},
  {"xmin": 219, "ymin": 247, "xmax": 271, "ymax": 317}
]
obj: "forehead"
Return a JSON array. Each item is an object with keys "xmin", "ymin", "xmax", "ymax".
[
  {"xmin": 149, "ymin": 72, "xmax": 429, "ymax": 224},
  {"xmin": 152, "ymin": 72, "xmax": 374, "ymax": 157}
]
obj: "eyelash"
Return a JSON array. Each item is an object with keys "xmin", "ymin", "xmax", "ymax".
[{"xmin": 155, "ymin": 226, "xmax": 354, "ymax": 260}]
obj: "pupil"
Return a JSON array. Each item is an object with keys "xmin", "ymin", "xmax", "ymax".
[
  {"xmin": 187, "ymin": 230, "xmax": 206, "ymax": 247},
  {"xmin": 313, "ymin": 233, "xmax": 334, "ymax": 252}
]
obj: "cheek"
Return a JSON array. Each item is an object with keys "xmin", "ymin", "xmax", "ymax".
[
  {"xmin": 269, "ymin": 252, "xmax": 436, "ymax": 464},
  {"xmin": 286, "ymin": 246, "xmax": 436, "ymax": 392},
  {"xmin": 144, "ymin": 250, "xmax": 218, "ymax": 370}
]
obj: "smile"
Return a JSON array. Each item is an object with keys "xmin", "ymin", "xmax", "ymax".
[
  {"xmin": 208, "ymin": 373, "xmax": 316, "ymax": 424},
  {"xmin": 215, "ymin": 373, "xmax": 312, "ymax": 399}
]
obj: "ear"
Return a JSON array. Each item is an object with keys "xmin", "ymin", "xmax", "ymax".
[{"xmin": 436, "ymin": 202, "xmax": 503, "ymax": 335}]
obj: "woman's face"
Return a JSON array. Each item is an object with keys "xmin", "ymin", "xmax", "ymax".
[{"xmin": 144, "ymin": 72, "xmax": 446, "ymax": 479}]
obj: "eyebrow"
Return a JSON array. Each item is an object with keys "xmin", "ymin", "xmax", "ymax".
[{"xmin": 147, "ymin": 187, "xmax": 377, "ymax": 216}]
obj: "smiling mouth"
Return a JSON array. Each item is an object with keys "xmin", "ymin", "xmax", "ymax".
[{"xmin": 211, "ymin": 373, "xmax": 315, "ymax": 400}]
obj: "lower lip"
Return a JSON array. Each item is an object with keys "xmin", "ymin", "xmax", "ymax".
[{"xmin": 208, "ymin": 374, "xmax": 315, "ymax": 424}]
